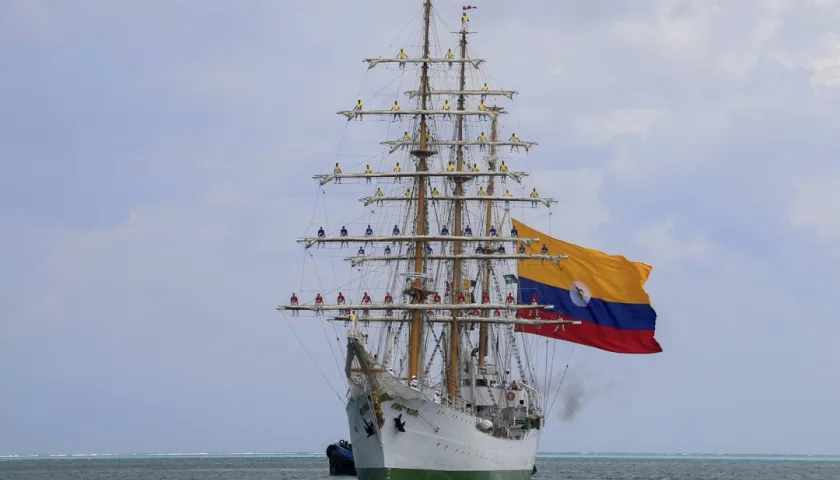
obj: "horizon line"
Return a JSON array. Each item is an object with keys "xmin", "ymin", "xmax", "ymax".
[{"xmin": 2, "ymin": 452, "xmax": 839, "ymax": 461}]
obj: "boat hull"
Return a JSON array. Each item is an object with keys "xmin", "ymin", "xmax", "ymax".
[
  {"xmin": 355, "ymin": 468, "xmax": 533, "ymax": 480},
  {"xmin": 345, "ymin": 382, "xmax": 539, "ymax": 480}
]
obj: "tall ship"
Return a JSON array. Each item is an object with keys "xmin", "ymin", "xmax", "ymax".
[{"xmin": 279, "ymin": 2, "xmax": 662, "ymax": 479}]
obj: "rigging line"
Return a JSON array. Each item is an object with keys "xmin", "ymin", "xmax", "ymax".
[
  {"xmin": 305, "ymin": 250, "xmax": 347, "ymax": 382},
  {"xmin": 543, "ymin": 338, "xmax": 549, "ymax": 409},
  {"xmin": 281, "ymin": 314, "xmax": 345, "ymax": 405},
  {"xmin": 359, "ymin": 73, "xmax": 407, "ymax": 103},
  {"xmin": 298, "ymin": 229, "xmax": 312, "ymax": 292},
  {"xmin": 334, "ymin": 92, "xmax": 358, "ymax": 156},
  {"xmin": 544, "ymin": 337, "xmax": 557, "ymax": 411},
  {"xmin": 546, "ymin": 344, "xmax": 576, "ymax": 418},
  {"xmin": 430, "ymin": 4, "xmax": 452, "ymax": 41},
  {"xmin": 298, "ymin": 184, "xmax": 328, "ymax": 291},
  {"xmin": 299, "ymin": 190, "xmax": 346, "ymax": 385},
  {"xmin": 321, "ymin": 192, "xmax": 343, "ymax": 303},
  {"xmin": 320, "ymin": 314, "xmax": 348, "ymax": 390},
  {"xmin": 374, "ymin": 6, "xmax": 423, "ymax": 60},
  {"xmin": 377, "ymin": 57, "xmax": 410, "ymax": 168}
]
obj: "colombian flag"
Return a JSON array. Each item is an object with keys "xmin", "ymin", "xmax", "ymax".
[{"xmin": 512, "ymin": 220, "xmax": 662, "ymax": 354}]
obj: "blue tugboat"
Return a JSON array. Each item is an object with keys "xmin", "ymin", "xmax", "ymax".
[{"xmin": 326, "ymin": 439, "xmax": 356, "ymax": 476}]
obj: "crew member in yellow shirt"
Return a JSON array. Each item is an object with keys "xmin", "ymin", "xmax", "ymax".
[
  {"xmin": 509, "ymin": 133, "xmax": 520, "ymax": 152},
  {"xmin": 353, "ymin": 100, "xmax": 363, "ymax": 121},
  {"xmin": 391, "ymin": 101, "xmax": 401, "ymax": 121}
]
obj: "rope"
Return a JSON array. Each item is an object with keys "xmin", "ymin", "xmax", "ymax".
[
  {"xmin": 546, "ymin": 345, "xmax": 575, "ymax": 417},
  {"xmin": 545, "ymin": 339, "xmax": 557, "ymax": 411},
  {"xmin": 304, "ymin": 251, "xmax": 347, "ymax": 384},
  {"xmin": 282, "ymin": 314, "xmax": 345, "ymax": 404},
  {"xmin": 321, "ymin": 190, "xmax": 342, "ymax": 299}
]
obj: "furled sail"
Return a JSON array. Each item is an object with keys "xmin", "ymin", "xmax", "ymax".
[{"xmin": 512, "ymin": 219, "xmax": 662, "ymax": 354}]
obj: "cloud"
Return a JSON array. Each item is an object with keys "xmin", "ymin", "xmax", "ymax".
[
  {"xmin": 789, "ymin": 172, "xmax": 840, "ymax": 254},
  {"xmin": 634, "ymin": 218, "xmax": 710, "ymax": 263},
  {"xmin": 572, "ymin": 109, "xmax": 665, "ymax": 145}
]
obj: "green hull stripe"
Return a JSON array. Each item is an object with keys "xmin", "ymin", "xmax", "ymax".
[{"xmin": 357, "ymin": 467, "xmax": 533, "ymax": 480}]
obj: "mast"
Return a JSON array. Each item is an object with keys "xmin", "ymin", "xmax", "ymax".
[
  {"xmin": 407, "ymin": 0, "xmax": 434, "ymax": 382},
  {"xmin": 447, "ymin": 22, "xmax": 469, "ymax": 402},
  {"xmin": 479, "ymin": 110, "xmax": 500, "ymax": 364},
  {"xmin": 281, "ymin": 2, "xmax": 568, "ymax": 404}
]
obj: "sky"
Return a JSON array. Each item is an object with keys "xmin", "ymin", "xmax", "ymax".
[{"xmin": 2, "ymin": 0, "xmax": 840, "ymax": 456}]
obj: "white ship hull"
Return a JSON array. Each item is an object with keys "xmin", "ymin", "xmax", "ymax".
[{"xmin": 346, "ymin": 381, "xmax": 540, "ymax": 480}]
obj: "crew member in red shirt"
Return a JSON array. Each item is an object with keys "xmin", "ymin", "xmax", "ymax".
[
  {"xmin": 315, "ymin": 293, "xmax": 324, "ymax": 316},
  {"xmin": 384, "ymin": 292, "xmax": 393, "ymax": 316},
  {"xmin": 337, "ymin": 292, "xmax": 345, "ymax": 304},
  {"xmin": 433, "ymin": 293, "xmax": 441, "ymax": 303},
  {"xmin": 494, "ymin": 309, "xmax": 501, "ymax": 317},
  {"xmin": 290, "ymin": 293, "xmax": 299, "ymax": 316},
  {"xmin": 530, "ymin": 293, "xmax": 539, "ymax": 318},
  {"xmin": 481, "ymin": 293, "xmax": 490, "ymax": 303},
  {"xmin": 361, "ymin": 292, "xmax": 371, "ymax": 315},
  {"xmin": 506, "ymin": 293, "xmax": 515, "ymax": 304},
  {"xmin": 457, "ymin": 293, "xmax": 466, "ymax": 303}
]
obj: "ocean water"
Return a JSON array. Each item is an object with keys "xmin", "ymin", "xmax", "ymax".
[{"xmin": 1, "ymin": 454, "xmax": 839, "ymax": 480}]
